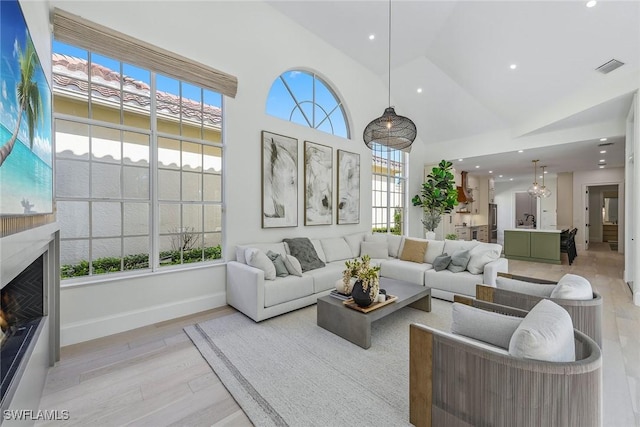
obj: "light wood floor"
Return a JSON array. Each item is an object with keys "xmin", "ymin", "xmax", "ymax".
[{"xmin": 37, "ymin": 243, "xmax": 639, "ymax": 426}]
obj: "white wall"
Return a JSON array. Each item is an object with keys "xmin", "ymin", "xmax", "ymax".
[
  {"xmin": 47, "ymin": 0, "xmax": 403, "ymax": 344},
  {"xmin": 572, "ymin": 168, "xmax": 625, "ymax": 252}
]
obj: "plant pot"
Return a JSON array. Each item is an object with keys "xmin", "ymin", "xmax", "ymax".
[
  {"xmin": 351, "ymin": 280, "xmax": 376, "ymax": 307},
  {"xmin": 425, "ymin": 231, "xmax": 436, "ymax": 240}
]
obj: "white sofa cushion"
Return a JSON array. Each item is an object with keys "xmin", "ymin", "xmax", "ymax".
[
  {"xmin": 387, "ymin": 234, "xmax": 403, "ymax": 257},
  {"xmin": 305, "ymin": 263, "xmax": 345, "ymax": 293},
  {"xmin": 360, "ymin": 241, "xmax": 389, "ymax": 259},
  {"xmin": 236, "ymin": 242, "xmax": 287, "ymax": 264},
  {"xmin": 425, "ymin": 239, "xmax": 445, "ymax": 264},
  {"xmin": 425, "ymin": 269, "xmax": 483, "ymax": 297},
  {"xmin": 344, "ymin": 232, "xmax": 367, "ymax": 257},
  {"xmin": 496, "ymin": 276, "xmax": 556, "ymax": 298},
  {"xmin": 365, "ymin": 233, "xmax": 388, "ymax": 243},
  {"xmin": 321, "ymin": 237, "xmax": 353, "ymax": 262},
  {"xmin": 264, "ymin": 275, "xmax": 314, "ymax": 308},
  {"xmin": 550, "ymin": 274, "xmax": 593, "ymax": 300},
  {"xmin": 466, "ymin": 243, "xmax": 502, "ymax": 274},
  {"xmin": 443, "ymin": 239, "xmax": 479, "ymax": 255},
  {"xmin": 380, "ymin": 259, "xmax": 431, "ymax": 285},
  {"xmin": 245, "ymin": 248, "xmax": 276, "ymax": 280},
  {"xmin": 283, "ymin": 254, "xmax": 303, "ymax": 277},
  {"xmin": 310, "ymin": 239, "xmax": 327, "ymax": 263},
  {"xmin": 451, "ymin": 302, "xmax": 523, "ymax": 350},
  {"xmin": 509, "ymin": 299, "xmax": 575, "ymax": 362}
]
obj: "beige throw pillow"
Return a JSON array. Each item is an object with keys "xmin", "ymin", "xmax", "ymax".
[{"xmin": 399, "ymin": 238, "xmax": 428, "ymax": 263}]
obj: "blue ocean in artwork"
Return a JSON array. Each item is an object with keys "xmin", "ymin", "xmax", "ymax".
[
  {"xmin": 0, "ymin": 0, "xmax": 53, "ymax": 215},
  {"xmin": 0, "ymin": 124, "xmax": 52, "ymax": 214}
]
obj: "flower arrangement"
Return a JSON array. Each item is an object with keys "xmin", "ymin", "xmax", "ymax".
[{"xmin": 342, "ymin": 255, "xmax": 381, "ymax": 299}]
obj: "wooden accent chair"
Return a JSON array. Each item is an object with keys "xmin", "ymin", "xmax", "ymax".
[
  {"xmin": 477, "ymin": 272, "xmax": 603, "ymax": 347},
  {"xmin": 409, "ymin": 297, "xmax": 602, "ymax": 427}
]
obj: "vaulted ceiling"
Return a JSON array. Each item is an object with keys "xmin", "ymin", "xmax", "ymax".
[{"xmin": 268, "ymin": 0, "xmax": 639, "ymax": 180}]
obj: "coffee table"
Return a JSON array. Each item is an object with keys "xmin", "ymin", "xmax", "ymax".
[{"xmin": 317, "ymin": 277, "xmax": 431, "ymax": 349}]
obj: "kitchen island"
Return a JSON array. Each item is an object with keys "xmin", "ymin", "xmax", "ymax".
[{"xmin": 504, "ymin": 228, "xmax": 562, "ymax": 264}]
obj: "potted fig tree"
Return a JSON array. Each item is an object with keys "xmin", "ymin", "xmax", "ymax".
[{"xmin": 411, "ymin": 160, "xmax": 459, "ymax": 239}]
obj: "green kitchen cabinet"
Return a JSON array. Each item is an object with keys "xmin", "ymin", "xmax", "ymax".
[{"xmin": 504, "ymin": 230, "xmax": 561, "ymax": 264}]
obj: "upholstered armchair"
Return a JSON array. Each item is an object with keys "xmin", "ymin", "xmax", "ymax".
[
  {"xmin": 409, "ymin": 297, "xmax": 602, "ymax": 427},
  {"xmin": 477, "ymin": 272, "xmax": 603, "ymax": 346}
]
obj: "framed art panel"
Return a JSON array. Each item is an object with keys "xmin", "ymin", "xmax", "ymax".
[
  {"xmin": 304, "ymin": 141, "xmax": 332, "ymax": 225},
  {"xmin": 337, "ymin": 150, "xmax": 360, "ymax": 224},
  {"xmin": 0, "ymin": 0, "xmax": 53, "ymax": 217},
  {"xmin": 262, "ymin": 131, "xmax": 298, "ymax": 228}
]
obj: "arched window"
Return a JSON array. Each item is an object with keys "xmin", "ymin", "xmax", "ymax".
[{"xmin": 266, "ymin": 70, "xmax": 350, "ymax": 138}]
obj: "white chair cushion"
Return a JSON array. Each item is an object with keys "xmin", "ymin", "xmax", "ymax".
[
  {"xmin": 360, "ymin": 241, "xmax": 389, "ymax": 259},
  {"xmin": 245, "ymin": 248, "xmax": 276, "ymax": 280},
  {"xmin": 550, "ymin": 274, "xmax": 593, "ymax": 300},
  {"xmin": 320, "ymin": 237, "xmax": 353, "ymax": 262},
  {"xmin": 466, "ymin": 243, "xmax": 502, "ymax": 274},
  {"xmin": 451, "ymin": 302, "xmax": 523, "ymax": 350},
  {"xmin": 509, "ymin": 299, "xmax": 575, "ymax": 362}
]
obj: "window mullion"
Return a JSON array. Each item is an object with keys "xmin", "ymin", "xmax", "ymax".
[{"xmin": 150, "ymin": 72, "xmax": 160, "ymax": 271}]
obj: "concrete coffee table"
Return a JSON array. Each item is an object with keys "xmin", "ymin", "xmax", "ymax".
[{"xmin": 317, "ymin": 277, "xmax": 431, "ymax": 349}]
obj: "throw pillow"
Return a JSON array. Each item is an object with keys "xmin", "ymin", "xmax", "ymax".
[
  {"xmin": 266, "ymin": 251, "xmax": 289, "ymax": 277},
  {"xmin": 320, "ymin": 238, "xmax": 353, "ymax": 262},
  {"xmin": 508, "ymin": 299, "xmax": 575, "ymax": 362},
  {"xmin": 283, "ymin": 238, "xmax": 326, "ymax": 272},
  {"xmin": 245, "ymin": 248, "xmax": 276, "ymax": 280},
  {"xmin": 432, "ymin": 253, "xmax": 452, "ymax": 271},
  {"xmin": 387, "ymin": 234, "xmax": 403, "ymax": 258},
  {"xmin": 466, "ymin": 243, "xmax": 501, "ymax": 274},
  {"xmin": 344, "ymin": 232, "xmax": 367, "ymax": 258},
  {"xmin": 360, "ymin": 241, "xmax": 389, "ymax": 259},
  {"xmin": 283, "ymin": 254, "xmax": 303, "ymax": 277},
  {"xmin": 399, "ymin": 238, "xmax": 428, "ymax": 263},
  {"xmin": 550, "ymin": 274, "xmax": 593, "ymax": 300},
  {"xmin": 451, "ymin": 303, "xmax": 523, "ymax": 350},
  {"xmin": 424, "ymin": 239, "xmax": 445, "ymax": 264},
  {"xmin": 447, "ymin": 249, "xmax": 471, "ymax": 273},
  {"xmin": 496, "ymin": 276, "xmax": 556, "ymax": 298}
]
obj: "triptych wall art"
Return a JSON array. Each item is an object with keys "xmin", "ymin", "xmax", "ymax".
[{"xmin": 261, "ymin": 130, "xmax": 359, "ymax": 228}]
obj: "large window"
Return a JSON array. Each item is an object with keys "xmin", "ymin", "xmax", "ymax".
[
  {"xmin": 266, "ymin": 70, "xmax": 349, "ymax": 138},
  {"xmin": 53, "ymin": 41, "xmax": 223, "ymax": 279},
  {"xmin": 372, "ymin": 144, "xmax": 406, "ymax": 235}
]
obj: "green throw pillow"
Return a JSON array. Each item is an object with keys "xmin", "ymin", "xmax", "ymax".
[
  {"xmin": 432, "ymin": 253, "xmax": 451, "ymax": 271},
  {"xmin": 266, "ymin": 250, "xmax": 289, "ymax": 277}
]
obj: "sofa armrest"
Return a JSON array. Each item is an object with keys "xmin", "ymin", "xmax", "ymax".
[
  {"xmin": 226, "ymin": 261, "xmax": 265, "ymax": 322},
  {"xmin": 482, "ymin": 257, "xmax": 508, "ymax": 286}
]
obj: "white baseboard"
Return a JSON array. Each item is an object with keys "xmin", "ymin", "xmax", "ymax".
[{"xmin": 61, "ymin": 292, "xmax": 226, "ymax": 346}]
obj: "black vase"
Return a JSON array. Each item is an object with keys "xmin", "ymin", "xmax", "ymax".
[{"xmin": 351, "ymin": 280, "xmax": 373, "ymax": 307}]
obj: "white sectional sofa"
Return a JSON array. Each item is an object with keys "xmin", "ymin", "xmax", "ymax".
[{"xmin": 226, "ymin": 232, "xmax": 508, "ymax": 321}]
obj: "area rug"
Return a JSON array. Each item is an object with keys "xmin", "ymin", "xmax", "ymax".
[{"xmin": 184, "ymin": 298, "xmax": 452, "ymax": 427}]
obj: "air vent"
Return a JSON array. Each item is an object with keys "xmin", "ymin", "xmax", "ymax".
[
  {"xmin": 595, "ymin": 59, "xmax": 624, "ymax": 74},
  {"xmin": 598, "ymin": 142, "xmax": 614, "ymax": 147}
]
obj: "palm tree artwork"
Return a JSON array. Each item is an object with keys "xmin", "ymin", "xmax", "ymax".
[{"xmin": 0, "ymin": 38, "xmax": 42, "ymax": 167}]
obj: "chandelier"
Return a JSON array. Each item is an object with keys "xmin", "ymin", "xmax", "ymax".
[
  {"xmin": 363, "ymin": 0, "xmax": 417, "ymax": 152},
  {"xmin": 528, "ymin": 160, "xmax": 552, "ymax": 198}
]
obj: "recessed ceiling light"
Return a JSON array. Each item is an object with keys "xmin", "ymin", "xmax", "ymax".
[
  {"xmin": 586, "ymin": 0, "xmax": 597, "ymax": 8},
  {"xmin": 600, "ymin": 150, "xmax": 607, "ymax": 154},
  {"xmin": 510, "ymin": 178, "xmax": 514, "ymax": 181},
  {"xmin": 599, "ymin": 165, "xmax": 605, "ymax": 169},
  {"xmin": 489, "ymin": 171, "xmax": 493, "ymax": 174},
  {"xmin": 599, "ymin": 159, "xmax": 605, "ymax": 162},
  {"xmin": 458, "ymin": 159, "xmax": 463, "ymax": 162},
  {"xmin": 499, "ymin": 175, "xmax": 503, "ymax": 178},
  {"xmin": 544, "ymin": 170, "xmax": 548, "ymax": 174},
  {"xmin": 539, "ymin": 175, "xmax": 543, "ymax": 179},
  {"xmin": 417, "ymin": 88, "xmax": 422, "ymax": 93},
  {"xmin": 600, "ymin": 138, "xmax": 607, "ymax": 141},
  {"xmin": 475, "ymin": 165, "xmax": 480, "ymax": 169},
  {"xmin": 510, "ymin": 64, "xmax": 517, "ymax": 70},
  {"xmin": 518, "ymin": 150, "xmax": 523, "ymax": 153},
  {"xmin": 369, "ymin": 34, "xmax": 375, "ymax": 40}
]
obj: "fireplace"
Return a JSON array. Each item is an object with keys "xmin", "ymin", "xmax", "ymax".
[
  {"xmin": 0, "ymin": 223, "xmax": 59, "ymax": 416},
  {"xmin": 1, "ymin": 256, "xmax": 45, "ymax": 401}
]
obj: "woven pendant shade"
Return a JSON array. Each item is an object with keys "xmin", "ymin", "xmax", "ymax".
[
  {"xmin": 363, "ymin": 107, "xmax": 417, "ymax": 152},
  {"xmin": 363, "ymin": 0, "xmax": 417, "ymax": 152}
]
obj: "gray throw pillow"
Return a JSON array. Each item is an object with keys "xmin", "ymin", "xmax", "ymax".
[
  {"xmin": 266, "ymin": 251, "xmax": 289, "ymax": 277},
  {"xmin": 283, "ymin": 238, "xmax": 326, "ymax": 272},
  {"xmin": 432, "ymin": 253, "xmax": 451, "ymax": 271},
  {"xmin": 447, "ymin": 249, "xmax": 471, "ymax": 273}
]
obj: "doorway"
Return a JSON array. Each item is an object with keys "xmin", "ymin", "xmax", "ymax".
[{"xmin": 586, "ymin": 184, "xmax": 619, "ymax": 251}]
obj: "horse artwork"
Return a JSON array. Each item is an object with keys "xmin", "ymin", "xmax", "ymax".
[
  {"xmin": 262, "ymin": 131, "xmax": 298, "ymax": 228},
  {"xmin": 304, "ymin": 141, "xmax": 332, "ymax": 225},
  {"xmin": 337, "ymin": 150, "xmax": 360, "ymax": 224}
]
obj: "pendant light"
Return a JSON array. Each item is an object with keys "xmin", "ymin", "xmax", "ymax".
[
  {"xmin": 527, "ymin": 160, "xmax": 541, "ymax": 197},
  {"xmin": 363, "ymin": 0, "xmax": 417, "ymax": 152},
  {"xmin": 539, "ymin": 165, "xmax": 552, "ymax": 198}
]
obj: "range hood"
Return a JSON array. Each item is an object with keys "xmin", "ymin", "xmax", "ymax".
[{"xmin": 457, "ymin": 171, "xmax": 474, "ymax": 203}]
